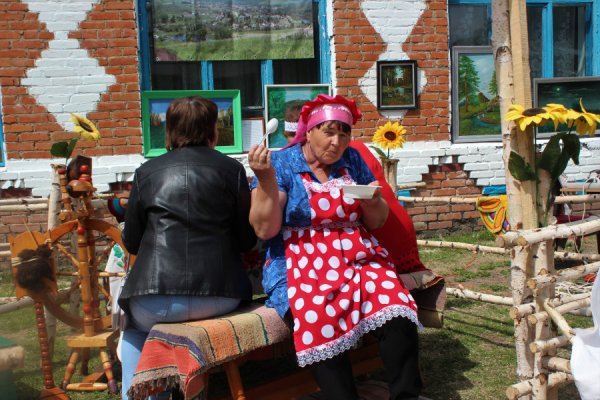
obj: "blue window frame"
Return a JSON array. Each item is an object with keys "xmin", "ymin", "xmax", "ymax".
[
  {"xmin": 449, "ymin": 0, "xmax": 600, "ymax": 142},
  {"xmin": 137, "ymin": 0, "xmax": 330, "ymax": 120}
]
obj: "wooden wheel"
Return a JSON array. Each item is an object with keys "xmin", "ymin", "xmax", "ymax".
[{"xmin": 10, "ymin": 218, "xmax": 129, "ymax": 333}]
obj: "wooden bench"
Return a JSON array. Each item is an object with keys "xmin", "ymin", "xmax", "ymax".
[{"xmin": 127, "ymin": 302, "xmax": 387, "ymax": 400}]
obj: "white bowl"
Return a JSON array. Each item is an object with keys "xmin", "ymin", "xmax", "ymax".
[{"xmin": 341, "ymin": 184, "xmax": 380, "ymax": 199}]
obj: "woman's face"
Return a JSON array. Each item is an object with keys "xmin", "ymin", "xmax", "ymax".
[{"xmin": 306, "ymin": 121, "xmax": 351, "ymax": 165}]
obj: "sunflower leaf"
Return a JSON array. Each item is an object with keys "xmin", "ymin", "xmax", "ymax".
[
  {"xmin": 50, "ymin": 141, "xmax": 70, "ymax": 158},
  {"xmin": 368, "ymin": 145, "xmax": 387, "ymax": 159},
  {"xmin": 508, "ymin": 151, "xmax": 537, "ymax": 181},
  {"xmin": 537, "ymin": 135, "xmax": 561, "ymax": 173},
  {"xmin": 66, "ymin": 138, "xmax": 78, "ymax": 159}
]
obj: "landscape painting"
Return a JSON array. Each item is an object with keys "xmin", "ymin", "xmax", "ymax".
[
  {"xmin": 152, "ymin": 0, "xmax": 314, "ymax": 61},
  {"xmin": 452, "ymin": 46, "xmax": 501, "ymax": 141},
  {"xmin": 141, "ymin": 90, "xmax": 242, "ymax": 156},
  {"xmin": 535, "ymin": 76, "xmax": 600, "ymax": 135},
  {"xmin": 264, "ymin": 84, "xmax": 330, "ymax": 148},
  {"xmin": 377, "ymin": 60, "xmax": 417, "ymax": 110}
]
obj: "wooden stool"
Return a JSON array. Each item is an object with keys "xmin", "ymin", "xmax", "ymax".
[
  {"xmin": 61, "ymin": 329, "xmax": 119, "ymax": 394},
  {"xmin": 0, "ymin": 337, "xmax": 25, "ymax": 400}
]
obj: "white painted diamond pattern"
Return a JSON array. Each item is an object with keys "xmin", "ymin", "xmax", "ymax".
[{"xmin": 21, "ymin": 0, "xmax": 116, "ymax": 130}]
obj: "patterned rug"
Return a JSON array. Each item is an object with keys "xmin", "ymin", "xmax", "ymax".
[{"xmin": 128, "ymin": 303, "xmax": 290, "ymax": 400}]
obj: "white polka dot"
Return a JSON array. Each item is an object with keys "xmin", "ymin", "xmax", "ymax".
[
  {"xmin": 289, "ymin": 244, "xmax": 300, "ymax": 254},
  {"xmin": 303, "ymin": 243, "xmax": 315, "ymax": 254},
  {"xmin": 310, "ymin": 208, "xmax": 316, "ymax": 219},
  {"xmin": 313, "ymin": 295, "xmax": 325, "ymax": 305},
  {"xmin": 344, "ymin": 196, "xmax": 355, "ymax": 205},
  {"xmin": 288, "ymin": 287, "xmax": 297, "ymax": 298},
  {"xmin": 294, "ymin": 318, "xmax": 300, "ymax": 332},
  {"xmin": 366, "ymin": 271, "xmax": 378, "ymax": 280},
  {"xmin": 321, "ymin": 218, "xmax": 332, "ymax": 224},
  {"xmin": 349, "ymin": 212, "xmax": 358, "ymax": 222},
  {"xmin": 353, "ymin": 274, "xmax": 360, "ymax": 284},
  {"xmin": 305, "ymin": 310, "xmax": 318, "ymax": 323},
  {"xmin": 286, "ymin": 258, "xmax": 293, "ymax": 270},
  {"xmin": 293, "ymin": 269, "xmax": 301, "ymax": 279},
  {"xmin": 408, "ymin": 293, "xmax": 415, "ymax": 302},
  {"xmin": 314, "ymin": 257, "xmax": 324, "ymax": 270},
  {"xmin": 298, "ymin": 228, "xmax": 305, "ymax": 238},
  {"xmin": 341, "ymin": 239, "xmax": 353, "ymax": 250},
  {"xmin": 371, "ymin": 236, "xmax": 380, "ymax": 246},
  {"xmin": 351, "ymin": 310, "xmax": 360, "ymax": 324},
  {"xmin": 386, "ymin": 270, "xmax": 397, "ymax": 278},
  {"xmin": 326, "ymin": 270, "xmax": 339, "ymax": 281},
  {"xmin": 318, "ymin": 198, "xmax": 331, "ymax": 211},
  {"xmin": 339, "ymin": 299, "xmax": 350, "ymax": 310},
  {"xmin": 361, "ymin": 238, "xmax": 372, "ymax": 247},
  {"xmin": 382, "ymin": 280, "xmax": 395, "ymax": 289},
  {"xmin": 321, "ymin": 325, "xmax": 335, "ymax": 338},
  {"xmin": 369, "ymin": 261, "xmax": 381, "ymax": 269},
  {"xmin": 340, "ymin": 283, "xmax": 350, "ymax": 293},
  {"xmin": 379, "ymin": 294, "xmax": 390, "ymax": 304},
  {"xmin": 328, "ymin": 256, "xmax": 340, "ymax": 268},
  {"xmin": 308, "ymin": 269, "xmax": 318, "ymax": 279},
  {"xmin": 300, "ymin": 283, "xmax": 313, "ymax": 293},
  {"xmin": 326, "ymin": 304, "xmax": 336, "ymax": 317},
  {"xmin": 331, "ymin": 188, "xmax": 341, "ymax": 198},
  {"xmin": 361, "ymin": 301, "xmax": 373, "ymax": 314},
  {"xmin": 344, "ymin": 268, "xmax": 354, "ymax": 279},
  {"xmin": 283, "ymin": 230, "xmax": 292, "ymax": 240},
  {"xmin": 353, "ymin": 290, "xmax": 360, "ymax": 302},
  {"xmin": 339, "ymin": 318, "xmax": 348, "ymax": 331},
  {"xmin": 327, "ymin": 292, "xmax": 334, "ymax": 301},
  {"xmin": 323, "ymin": 228, "xmax": 331, "ymax": 237},
  {"xmin": 379, "ymin": 248, "xmax": 389, "ymax": 257},
  {"xmin": 356, "ymin": 251, "xmax": 367, "ymax": 260},
  {"xmin": 310, "ymin": 229, "xmax": 316, "ymax": 237},
  {"xmin": 295, "ymin": 298, "xmax": 305, "ymax": 310},
  {"xmin": 320, "ymin": 284, "xmax": 332, "ymax": 291},
  {"xmin": 317, "ymin": 243, "xmax": 328, "ymax": 254},
  {"xmin": 332, "ymin": 239, "xmax": 341, "ymax": 250},
  {"xmin": 344, "ymin": 227, "xmax": 354, "ymax": 234},
  {"xmin": 336, "ymin": 205, "xmax": 345, "ymax": 218},
  {"xmin": 298, "ymin": 256, "xmax": 308, "ymax": 269},
  {"xmin": 365, "ymin": 281, "xmax": 376, "ymax": 293},
  {"xmin": 399, "ymin": 292, "xmax": 409, "ymax": 303},
  {"xmin": 302, "ymin": 331, "xmax": 313, "ymax": 345}
]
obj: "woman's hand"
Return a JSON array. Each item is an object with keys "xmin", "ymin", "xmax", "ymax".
[
  {"xmin": 359, "ymin": 180, "xmax": 389, "ymax": 230},
  {"xmin": 248, "ymin": 144, "xmax": 275, "ymax": 181}
]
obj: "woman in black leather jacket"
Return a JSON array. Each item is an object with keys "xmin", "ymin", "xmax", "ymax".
[{"xmin": 118, "ymin": 96, "xmax": 256, "ymax": 399}]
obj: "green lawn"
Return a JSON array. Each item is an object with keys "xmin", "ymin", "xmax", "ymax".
[{"xmin": 0, "ymin": 229, "xmax": 591, "ymax": 399}]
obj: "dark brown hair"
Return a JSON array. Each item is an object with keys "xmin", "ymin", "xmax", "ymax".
[{"xmin": 165, "ymin": 96, "xmax": 218, "ymax": 149}]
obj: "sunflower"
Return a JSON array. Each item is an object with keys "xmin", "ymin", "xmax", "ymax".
[
  {"xmin": 505, "ymin": 104, "xmax": 553, "ymax": 131},
  {"xmin": 70, "ymin": 113, "xmax": 100, "ymax": 141},
  {"xmin": 543, "ymin": 103, "xmax": 570, "ymax": 129},
  {"xmin": 573, "ymin": 99, "xmax": 600, "ymax": 137},
  {"xmin": 372, "ymin": 122, "xmax": 406, "ymax": 156}
]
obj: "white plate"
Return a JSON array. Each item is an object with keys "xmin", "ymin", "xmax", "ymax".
[{"xmin": 341, "ymin": 184, "xmax": 380, "ymax": 199}]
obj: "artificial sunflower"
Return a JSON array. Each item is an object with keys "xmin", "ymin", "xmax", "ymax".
[
  {"xmin": 573, "ymin": 99, "xmax": 600, "ymax": 137},
  {"xmin": 505, "ymin": 104, "xmax": 552, "ymax": 131},
  {"xmin": 70, "ymin": 113, "xmax": 100, "ymax": 141},
  {"xmin": 372, "ymin": 121, "xmax": 406, "ymax": 158},
  {"xmin": 543, "ymin": 103, "xmax": 570, "ymax": 129}
]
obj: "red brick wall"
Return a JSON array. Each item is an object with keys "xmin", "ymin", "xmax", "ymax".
[{"xmin": 0, "ymin": 0, "xmax": 142, "ymax": 160}]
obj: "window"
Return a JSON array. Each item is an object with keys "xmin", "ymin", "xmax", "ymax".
[
  {"xmin": 448, "ymin": 0, "xmax": 598, "ymax": 142},
  {"xmin": 137, "ymin": 0, "xmax": 330, "ymax": 122}
]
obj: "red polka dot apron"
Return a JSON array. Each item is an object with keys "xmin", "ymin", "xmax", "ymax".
[{"xmin": 283, "ymin": 169, "xmax": 420, "ymax": 367}]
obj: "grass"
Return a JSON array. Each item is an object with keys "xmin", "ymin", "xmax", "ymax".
[{"xmin": 0, "ymin": 229, "xmax": 593, "ymax": 399}]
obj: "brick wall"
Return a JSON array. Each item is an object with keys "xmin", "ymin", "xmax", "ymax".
[{"xmin": 0, "ymin": 0, "xmax": 141, "ymax": 161}]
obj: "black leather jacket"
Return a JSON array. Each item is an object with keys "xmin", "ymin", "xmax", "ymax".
[{"xmin": 118, "ymin": 146, "xmax": 256, "ymax": 315}]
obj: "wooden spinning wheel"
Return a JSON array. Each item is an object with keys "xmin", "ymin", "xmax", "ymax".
[{"xmin": 9, "ymin": 156, "xmax": 131, "ymax": 396}]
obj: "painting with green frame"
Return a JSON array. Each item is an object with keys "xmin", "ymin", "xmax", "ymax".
[{"xmin": 141, "ymin": 90, "xmax": 243, "ymax": 156}]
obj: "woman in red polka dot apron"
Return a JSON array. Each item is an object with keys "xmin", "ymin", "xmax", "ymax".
[{"xmin": 249, "ymin": 94, "xmax": 422, "ymax": 400}]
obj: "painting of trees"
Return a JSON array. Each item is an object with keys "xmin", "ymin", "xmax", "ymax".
[{"xmin": 458, "ymin": 55, "xmax": 480, "ymax": 112}]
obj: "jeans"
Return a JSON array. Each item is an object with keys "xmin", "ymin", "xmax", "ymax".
[{"xmin": 120, "ymin": 295, "xmax": 241, "ymax": 399}]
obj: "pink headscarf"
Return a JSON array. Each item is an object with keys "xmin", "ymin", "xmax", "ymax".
[{"xmin": 284, "ymin": 94, "xmax": 362, "ymax": 149}]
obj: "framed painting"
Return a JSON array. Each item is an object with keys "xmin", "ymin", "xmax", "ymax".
[
  {"xmin": 534, "ymin": 76, "xmax": 600, "ymax": 136},
  {"xmin": 264, "ymin": 84, "xmax": 331, "ymax": 148},
  {"xmin": 141, "ymin": 90, "xmax": 242, "ymax": 157},
  {"xmin": 376, "ymin": 60, "xmax": 418, "ymax": 110},
  {"xmin": 451, "ymin": 46, "xmax": 501, "ymax": 142}
]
